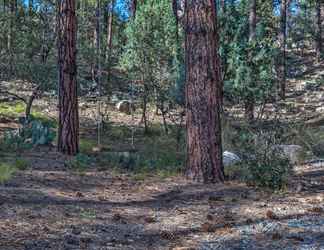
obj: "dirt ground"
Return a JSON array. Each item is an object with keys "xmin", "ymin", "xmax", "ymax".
[{"xmin": 0, "ymin": 150, "xmax": 323, "ymax": 250}]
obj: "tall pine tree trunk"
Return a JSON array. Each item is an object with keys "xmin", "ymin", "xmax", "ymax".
[
  {"xmin": 279, "ymin": 0, "xmax": 287, "ymax": 99},
  {"xmin": 57, "ymin": 0, "xmax": 79, "ymax": 155},
  {"xmin": 316, "ymin": 0, "xmax": 322, "ymax": 62},
  {"xmin": 245, "ymin": 0, "xmax": 256, "ymax": 121},
  {"xmin": 184, "ymin": 0, "xmax": 224, "ymax": 183},
  {"xmin": 105, "ymin": 0, "xmax": 115, "ymax": 88}
]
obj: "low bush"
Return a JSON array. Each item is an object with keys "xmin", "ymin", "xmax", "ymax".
[
  {"xmin": 0, "ymin": 163, "xmax": 16, "ymax": 184},
  {"xmin": 227, "ymin": 124, "xmax": 292, "ymax": 190},
  {"xmin": 66, "ymin": 154, "xmax": 92, "ymax": 171},
  {"xmin": 14, "ymin": 158, "xmax": 30, "ymax": 170}
]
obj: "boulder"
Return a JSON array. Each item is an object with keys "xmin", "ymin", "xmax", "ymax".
[
  {"xmin": 116, "ymin": 100, "xmax": 134, "ymax": 115},
  {"xmin": 276, "ymin": 145, "xmax": 304, "ymax": 165},
  {"xmin": 223, "ymin": 151, "xmax": 241, "ymax": 167}
]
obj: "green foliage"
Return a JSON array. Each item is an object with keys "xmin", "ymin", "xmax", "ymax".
[
  {"xmin": 0, "ymin": 163, "xmax": 16, "ymax": 184},
  {"xmin": 80, "ymin": 138, "xmax": 98, "ymax": 154},
  {"xmin": 120, "ymin": 0, "xmax": 181, "ymax": 118},
  {"xmin": 220, "ymin": 1, "xmax": 278, "ymax": 106},
  {"xmin": 97, "ymin": 134, "xmax": 184, "ymax": 177},
  {"xmin": 66, "ymin": 154, "xmax": 92, "ymax": 171},
  {"xmin": 0, "ymin": 102, "xmax": 25, "ymax": 118},
  {"xmin": 1, "ymin": 118, "xmax": 56, "ymax": 151},
  {"xmin": 14, "ymin": 158, "xmax": 30, "ymax": 170},
  {"xmin": 225, "ymin": 124, "xmax": 292, "ymax": 190}
]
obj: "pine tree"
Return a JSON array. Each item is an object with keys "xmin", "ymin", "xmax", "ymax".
[
  {"xmin": 184, "ymin": 0, "xmax": 224, "ymax": 183},
  {"xmin": 57, "ymin": 0, "xmax": 79, "ymax": 155}
]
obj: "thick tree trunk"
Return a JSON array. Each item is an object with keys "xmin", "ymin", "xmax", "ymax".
[
  {"xmin": 57, "ymin": 0, "xmax": 79, "ymax": 155},
  {"xmin": 245, "ymin": 0, "xmax": 256, "ymax": 121},
  {"xmin": 316, "ymin": 0, "xmax": 322, "ymax": 62},
  {"xmin": 279, "ymin": 0, "xmax": 287, "ymax": 99},
  {"xmin": 184, "ymin": 0, "xmax": 224, "ymax": 183}
]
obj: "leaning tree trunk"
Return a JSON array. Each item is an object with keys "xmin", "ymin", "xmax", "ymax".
[
  {"xmin": 184, "ymin": 0, "xmax": 224, "ymax": 183},
  {"xmin": 57, "ymin": 0, "xmax": 79, "ymax": 155}
]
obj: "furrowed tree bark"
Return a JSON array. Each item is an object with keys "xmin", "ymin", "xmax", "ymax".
[
  {"xmin": 184, "ymin": 0, "xmax": 224, "ymax": 183},
  {"xmin": 279, "ymin": 0, "xmax": 287, "ymax": 99},
  {"xmin": 57, "ymin": 0, "xmax": 79, "ymax": 155}
]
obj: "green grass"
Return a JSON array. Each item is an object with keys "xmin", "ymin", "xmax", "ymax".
[
  {"xmin": 0, "ymin": 102, "xmax": 25, "ymax": 118},
  {"xmin": 80, "ymin": 138, "xmax": 98, "ymax": 154},
  {"xmin": 0, "ymin": 101, "xmax": 57, "ymax": 127},
  {"xmin": 0, "ymin": 163, "xmax": 16, "ymax": 184},
  {"xmin": 13, "ymin": 158, "xmax": 30, "ymax": 170}
]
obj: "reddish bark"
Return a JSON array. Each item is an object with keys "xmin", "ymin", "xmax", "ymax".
[
  {"xmin": 184, "ymin": 0, "xmax": 224, "ymax": 183},
  {"xmin": 57, "ymin": 0, "xmax": 79, "ymax": 155}
]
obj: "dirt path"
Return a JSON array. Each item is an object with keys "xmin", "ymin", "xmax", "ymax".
[{"xmin": 0, "ymin": 154, "xmax": 323, "ymax": 250}]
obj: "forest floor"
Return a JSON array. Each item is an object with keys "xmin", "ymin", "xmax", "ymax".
[
  {"xmin": 0, "ymin": 153, "xmax": 323, "ymax": 250},
  {"xmin": 0, "ymin": 52, "xmax": 324, "ymax": 249}
]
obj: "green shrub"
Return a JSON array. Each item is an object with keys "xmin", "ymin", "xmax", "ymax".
[
  {"xmin": 0, "ymin": 163, "xmax": 16, "ymax": 184},
  {"xmin": 14, "ymin": 158, "xmax": 30, "ymax": 170},
  {"xmin": 232, "ymin": 126, "xmax": 292, "ymax": 190},
  {"xmin": 66, "ymin": 154, "xmax": 92, "ymax": 171}
]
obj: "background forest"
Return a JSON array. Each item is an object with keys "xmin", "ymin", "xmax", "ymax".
[{"xmin": 0, "ymin": 0, "xmax": 324, "ymax": 249}]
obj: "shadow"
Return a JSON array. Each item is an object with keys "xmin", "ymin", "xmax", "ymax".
[{"xmin": 0, "ymin": 183, "xmax": 251, "ymax": 210}]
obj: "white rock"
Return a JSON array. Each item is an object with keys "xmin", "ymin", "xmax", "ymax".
[
  {"xmin": 116, "ymin": 100, "xmax": 134, "ymax": 114},
  {"xmin": 223, "ymin": 151, "xmax": 241, "ymax": 167}
]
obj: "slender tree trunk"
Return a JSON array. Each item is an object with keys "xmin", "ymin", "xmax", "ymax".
[
  {"xmin": 220, "ymin": 0, "xmax": 226, "ymax": 13},
  {"xmin": 28, "ymin": 0, "xmax": 33, "ymax": 15},
  {"xmin": 131, "ymin": 0, "xmax": 137, "ymax": 17},
  {"xmin": 141, "ymin": 83, "xmax": 149, "ymax": 134},
  {"xmin": 245, "ymin": 0, "xmax": 256, "ymax": 121},
  {"xmin": 184, "ymin": 0, "xmax": 224, "ymax": 183},
  {"xmin": 105, "ymin": 0, "xmax": 115, "ymax": 88},
  {"xmin": 57, "ymin": 0, "xmax": 79, "ymax": 155},
  {"xmin": 8, "ymin": 0, "xmax": 15, "ymax": 77},
  {"xmin": 279, "ymin": 0, "xmax": 287, "ymax": 99},
  {"xmin": 316, "ymin": 0, "xmax": 322, "ymax": 62}
]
